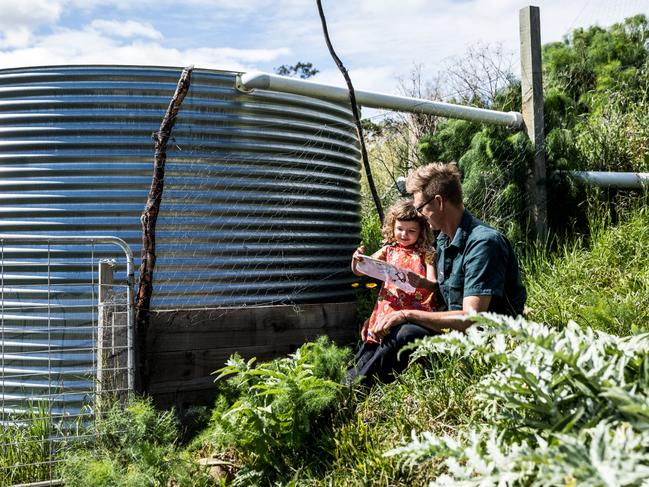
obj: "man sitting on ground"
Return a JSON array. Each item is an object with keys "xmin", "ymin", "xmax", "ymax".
[{"xmin": 347, "ymin": 162, "xmax": 527, "ymax": 385}]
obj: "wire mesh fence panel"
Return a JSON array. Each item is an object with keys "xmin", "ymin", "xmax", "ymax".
[
  {"xmin": 0, "ymin": 66, "xmax": 362, "ymax": 315},
  {"xmin": 0, "ymin": 235, "xmax": 134, "ymax": 486}
]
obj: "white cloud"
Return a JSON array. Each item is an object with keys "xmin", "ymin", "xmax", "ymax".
[
  {"xmin": 0, "ymin": 24, "xmax": 291, "ymax": 71},
  {"xmin": 0, "ymin": 0, "xmax": 63, "ymax": 29},
  {"xmin": 90, "ymin": 19, "xmax": 163, "ymax": 40},
  {"xmin": 0, "ymin": 27, "xmax": 33, "ymax": 49},
  {"xmin": 315, "ymin": 65, "xmax": 400, "ymax": 94}
]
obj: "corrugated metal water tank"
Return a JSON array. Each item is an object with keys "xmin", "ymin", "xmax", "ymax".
[
  {"xmin": 0, "ymin": 65, "xmax": 361, "ymax": 305},
  {"xmin": 0, "ymin": 65, "xmax": 361, "ymax": 416}
]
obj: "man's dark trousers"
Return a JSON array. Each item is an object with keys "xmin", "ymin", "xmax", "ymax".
[{"xmin": 346, "ymin": 323, "xmax": 437, "ymax": 386}]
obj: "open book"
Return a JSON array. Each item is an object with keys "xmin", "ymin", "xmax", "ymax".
[{"xmin": 356, "ymin": 255, "xmax": 437, "ymax": 294}]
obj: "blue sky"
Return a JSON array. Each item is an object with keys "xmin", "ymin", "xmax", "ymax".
[{"xmin": 1, "ymin": 0, "xmax": 647, "ymax": 98}]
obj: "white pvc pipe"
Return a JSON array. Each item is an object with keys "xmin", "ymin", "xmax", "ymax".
[
  {"xmin": 564, "ymin": 171, "xmax": 649, "ymax": 189},
  {"xmin": 238, "ymin": 71, "xmax": 523, "ymax": 129}
]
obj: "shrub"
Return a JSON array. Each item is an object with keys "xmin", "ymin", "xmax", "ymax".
[
  {"xmin": 387, "ymin": 313, "xmax": 649, "ymax": 484},
  {"xmin": 194, "ymin": 336, "xmax": 352, "ymax": 484},
  {"xmin": 61, "ymin": 397, "xmax": 213, "ymax": 487}
]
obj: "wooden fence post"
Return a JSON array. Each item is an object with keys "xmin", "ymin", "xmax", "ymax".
[
  {"xmin": 97, "ymin": 258, "xmax": 116, "ymax": 412},
  {"xmin": 520, "ymin": 5, "xmax": 547, "ymax": 240}
]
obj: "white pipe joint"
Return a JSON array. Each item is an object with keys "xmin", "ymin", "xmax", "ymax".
[
  {"xmin": 237, "ymin": 72, "xmax": 523, "ymax": 129},
  {"xmin": 562, "ymin": 171, "xmax": 649, "ymax": 189}
]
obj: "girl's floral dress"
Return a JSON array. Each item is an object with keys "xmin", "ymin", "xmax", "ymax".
[{"xmin": 363, "ymin": 243, "xmax": 436, "ymax": 344}]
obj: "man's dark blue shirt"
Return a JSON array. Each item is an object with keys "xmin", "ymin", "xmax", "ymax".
[{"xmin": 436, "ymin": 210, "xmax": 526, "ymax": 316}]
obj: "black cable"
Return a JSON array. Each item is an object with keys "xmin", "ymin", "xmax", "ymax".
[{"xmin": 315, "ymin": 0, "xmax": 385, "ymax": 223}]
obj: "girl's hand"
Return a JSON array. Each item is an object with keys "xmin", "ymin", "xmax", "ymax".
[
  {"xmin": 360, "ymin": 318, "xmax": 369, "ymax": 341},
  {"xmin": 352, "ymin": 245, "xmax": 365, "ymax": 263},
  {"xmin": 351, "ymin": 245, "xmax": 366, "ymax": 276}
]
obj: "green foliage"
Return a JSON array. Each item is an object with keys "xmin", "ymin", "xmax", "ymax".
[
  {"xmin": 412, "ymin": 315, "xmax": 649, "ymax": 436},
  {"xmin": 415, "ymin": 14, "xmax": 649, "ymax": 239},
  {"xmin": 453, "ymin": 126, "xmax": 532, "ymax": 241},
  {"xmin": 194, "ymin": 336, "xmax": 352, "ymax": 484},
  {"xmin": 360, "ymin": 209, "xmax": 382, "ymax": 254},
  {"xmin": 386, "ymin": 421, "xmax": 649, "ymax": 486},
  {"xmin": 544, "ymin": 15, "xmax": 649, "ymax": 107},
  {"xmin": 523, "ymin": 203, "xmax": 649, "ymax": 335},
  {"xmin": 418, "ymin": 119, "xmax": 480, "ymax": 163},
  {"xmin": 0, "ymin": 402, "xmax": 66, "ymax": 485},
  {"xmin": 574, "ymin": 90, "xmax": 649, "ymax": 172},
  {"xmin": 543, "ymin": 87, "xmax": 578, "ymax": 133},
  {"xmin": 61, "ymin": 397, "xmax": 214, "ymax": 487},
  {"xmin": 388, "ymin": 312, "xmax": 649, "ymax": 484}
]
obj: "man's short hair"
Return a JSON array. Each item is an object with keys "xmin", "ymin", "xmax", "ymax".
[{"xmin": 406, "ymin": 162, "xmax": 463, "ymax": 206}]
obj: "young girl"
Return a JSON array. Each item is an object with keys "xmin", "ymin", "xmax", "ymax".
[{"xmin": 351, "ymin": 199, "xmax": 437, "ymax": 345}]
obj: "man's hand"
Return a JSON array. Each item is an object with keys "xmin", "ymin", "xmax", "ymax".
[{"xmin": 372, "ymin": 310, "xmax": 407, "ymax": 340}]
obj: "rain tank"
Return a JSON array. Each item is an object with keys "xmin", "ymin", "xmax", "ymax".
[{"xmin": 0, "ymin": 65, "xmax": 361, "ymax": 417}]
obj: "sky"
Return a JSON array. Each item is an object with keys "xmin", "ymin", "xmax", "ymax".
[{"xmin": 1, "ymin": 0, "xmax": 647, "ymax": 102}]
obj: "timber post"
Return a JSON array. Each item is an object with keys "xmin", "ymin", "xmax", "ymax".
[{"xmin": 520, "ymin": 6, "xmax": 547, "ymax": 240}]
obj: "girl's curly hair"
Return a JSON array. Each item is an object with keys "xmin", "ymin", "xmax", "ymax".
[{"xmin": 381, "ymin": 199, "xmax": 433, "ymax": 248}]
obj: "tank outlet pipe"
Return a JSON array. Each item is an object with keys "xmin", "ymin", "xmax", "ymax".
[
  {"xmin": 558, "ymin": 171, "xmax": 649, "ymax": 189},
  {"xmin": 237, "ymin": 71, "xmax": 523, "ymax": 129}
]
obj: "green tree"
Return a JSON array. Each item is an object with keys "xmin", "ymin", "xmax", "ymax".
[
  {"xmin": 274, "ymin": 61, "xmax": 319, "ymax": 79},
  {"xmin": 415, "ymin": 14, "xmax": 649, "ymax": 240}
]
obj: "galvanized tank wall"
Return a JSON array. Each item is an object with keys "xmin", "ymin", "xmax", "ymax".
[{"xmin": 0, "ymin": 65, "xmax": 361, "ymax": 416}]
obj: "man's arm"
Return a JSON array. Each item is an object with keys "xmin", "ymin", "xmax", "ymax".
[{"xmin": 371, "ymin": 295, "xmax": 492, "ymax": 338}]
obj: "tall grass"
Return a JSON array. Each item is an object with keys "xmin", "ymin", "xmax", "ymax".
[
  {"xmin": 0, "ymin": 402, "xmax": 64, "ymax": 485},
  {"xmin": 522, "ymin": 201, "xmax": 649, "ymax": 335},
  {"xmin": 291, "ymin": 359, "xmax": 484, "ymax": 486}
]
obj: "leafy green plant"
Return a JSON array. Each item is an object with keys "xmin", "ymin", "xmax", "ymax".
[
  {"xmin": 385, "ymin": 313, "xmax": 649, "ymax": 484},
  {"xmin": 61, "ymin": 397, "xmax": 214, "ymax": 487},
  {"xmin": 194, "ymin": 336, "xmax": 351, "ymax": 483},
  {"xmin": 410, "ymin": 314, "xmax": 649, "ymax": 436},
  {"xmin": 386, "ymin": 421, "xmax": 649, "ymax": 486}
]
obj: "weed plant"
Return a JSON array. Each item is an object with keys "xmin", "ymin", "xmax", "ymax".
[
  {"xmin": 191, "ymin": 336, "xmax": 352, "ymax": 485},
  {"xmin": 61, "ymin": 397, "xmax": 214, "ymax": 487},
  {"xmin": 0, "ymin": 402, "xmax": 64, "ymax": 485},
  {"xmin": 388, "ymin": 313, "xmax": 649, "ymax": 484}
]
